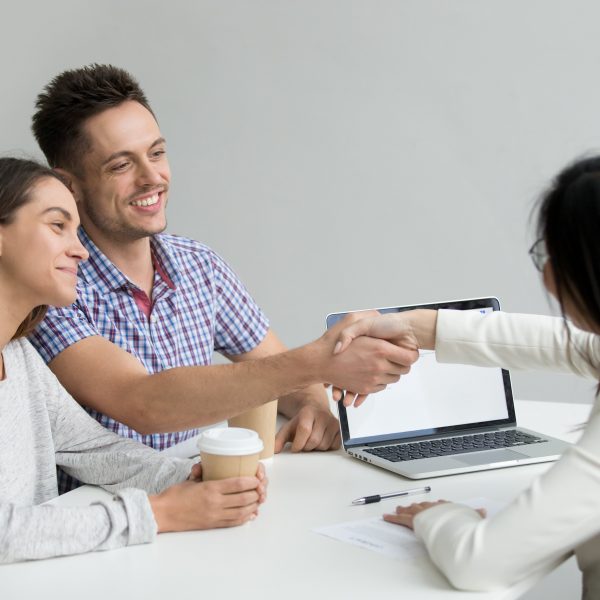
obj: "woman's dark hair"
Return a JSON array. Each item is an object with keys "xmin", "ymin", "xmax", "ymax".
[
  {"xmin": 0, "ymin": 157, "xmax": 67, "ymax": 339},
  {"xmin": 536, "ymin": 156, "xmax": 600, "ymax": 333}
]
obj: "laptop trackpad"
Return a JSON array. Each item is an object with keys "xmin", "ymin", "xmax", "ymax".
[{"xmin": 457, "ymin": 449, "xmax": 527, "ymax": 466}]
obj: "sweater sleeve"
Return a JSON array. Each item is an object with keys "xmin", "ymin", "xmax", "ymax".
[
  {"xmin": 40, "ymin": 354, "xmax": 193, "ymax": 494},
  {"xmin": 0, "ymin": 341, "xmax": 195, "ymax": 564},
  {"xmin": 435, "ymin": 310, "xmax": 600, "ymax": 379},
  {"xmin": 413, "ymin": 406, "xmax": 600, "ymax": 590},
  {"xmin": 0, "ymin": 489, "xmax": 156, "ymax": 564}
]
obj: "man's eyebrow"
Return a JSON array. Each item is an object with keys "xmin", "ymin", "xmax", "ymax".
[
  {"xmin": 40, "ymin": 207, "xmax": 73, "ymax": 220},
  {"xmin": 101, "ymin": 137, "xmax": 167, "ymax": 167}
]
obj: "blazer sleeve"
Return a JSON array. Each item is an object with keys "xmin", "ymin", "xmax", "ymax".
[
  {"xmin": 413, "ymin": 402, "xmax": 600, "ymax": 590},
  {"xmin": 435, "ymin": 310, "xmax": 600, "ymax": 379}
]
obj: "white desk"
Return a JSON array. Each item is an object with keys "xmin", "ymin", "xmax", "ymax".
[{"xmin": 0, "ymin": 400, "xmax": 590, "ymax": 600}]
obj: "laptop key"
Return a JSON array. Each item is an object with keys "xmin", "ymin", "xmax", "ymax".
[{"xmin": 364, "ymin": 430, "xmax": 548, "ymax": 462}]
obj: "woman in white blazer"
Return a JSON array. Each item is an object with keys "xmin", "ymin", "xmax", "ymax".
[{"xmin": 333, "ymin": 155, "xmax": 600, "ymax": 599}]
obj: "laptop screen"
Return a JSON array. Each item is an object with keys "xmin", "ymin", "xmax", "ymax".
[{"xmin": 326, "ymin": 298, "xmax": 516, "ymax": 447}]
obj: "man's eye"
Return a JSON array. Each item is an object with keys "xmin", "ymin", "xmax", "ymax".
[
  {"xmin": 111, "ymin": 162, "xmax": 129, "ymax": 172},
  {"xmin": 151, "ymin": 149, "xmax": 166, "ymax": 159}
]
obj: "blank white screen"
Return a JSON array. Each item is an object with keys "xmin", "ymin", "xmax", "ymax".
[{"xmin": 343, "ymin": 308, "xmax": 509, "ymax": 441}]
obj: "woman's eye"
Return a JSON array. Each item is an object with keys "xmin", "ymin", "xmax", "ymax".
[{"xmin": 52, "ymin": 222, "xmax": 65, "ymax": 231}]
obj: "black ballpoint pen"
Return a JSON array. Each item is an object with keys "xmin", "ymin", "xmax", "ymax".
[{"xmin": 351, "ymin": 485, "xmax": 431, "ymax": 505}]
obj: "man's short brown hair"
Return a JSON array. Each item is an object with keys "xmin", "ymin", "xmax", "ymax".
[{"xmin": 32, "ymin": 64, "xmax": 154, "ymax": 173}]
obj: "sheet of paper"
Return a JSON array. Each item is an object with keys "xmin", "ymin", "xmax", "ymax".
[{"xmin": 313, "ymin": 497, "xmax": 502, "ymax": 560}]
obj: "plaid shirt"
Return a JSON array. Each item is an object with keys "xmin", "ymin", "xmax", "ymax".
[{"xmin": 30, "ymin": 228, "xmax": 268, "ymax": 491}]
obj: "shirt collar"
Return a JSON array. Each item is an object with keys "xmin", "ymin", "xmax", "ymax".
[{"xmin": 77, "ymin": 227, "xmax": 179, "ymax": 295}]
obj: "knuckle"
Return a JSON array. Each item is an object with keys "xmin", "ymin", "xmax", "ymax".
[{"xmin": 297, "ymin": 421, "xmax": 312, "ymax": 436}]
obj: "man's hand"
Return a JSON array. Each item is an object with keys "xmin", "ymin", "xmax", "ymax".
[
  {"xmin": 383, "ymin": 501, "xmax": 486, "ymax": 530},
  {"xmin": 318, "ymin": 313, "xmax": 419, "ymax": 407},
  {"xmin": 333, "ymin": 312, "xmax": 418, "ymax": 355},
  {"xmin": 150, "ymin": 463, "xmax": 268, "ymax": 532},
  {"xmin": 274, "ymin": 404, "xmax": 340, "ymax": 453},
  {"xmin": 328, "ymin": 311, "xmax": 429, "ymax": 407}
]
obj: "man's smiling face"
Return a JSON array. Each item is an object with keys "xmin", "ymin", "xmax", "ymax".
[{"xmin": 71, "ymin": 100, "xmax": 171, "ymax": 243}]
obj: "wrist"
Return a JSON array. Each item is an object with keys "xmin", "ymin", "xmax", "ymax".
[
  {"xmin": 148, "ymin": 492, "xmax": 172, "ymax": 533},
  {"xmin": 409, "ymin": 309, "xmax": 438, "ymax": 350},
  {"xmin": 287, "ymin": 341, "xmax": 328, "ymax": 389}
]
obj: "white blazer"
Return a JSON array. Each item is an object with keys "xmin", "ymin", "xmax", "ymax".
[{"xmin": 413, "ymin": 310, "xmax": 600, "ymax": 598}]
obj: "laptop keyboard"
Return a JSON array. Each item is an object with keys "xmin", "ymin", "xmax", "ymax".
[{"xmin": 364, "ymin": 429, "xmax": 547, "ymax": 462}]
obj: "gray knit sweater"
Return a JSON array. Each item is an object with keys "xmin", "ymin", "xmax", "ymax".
[{"xmin": 0, "ymin": 338, "xmax": 193, "ymax": 563}]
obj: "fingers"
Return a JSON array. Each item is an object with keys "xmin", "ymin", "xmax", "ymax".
[
  {"xmin": 383, "ymin": 512, "xmax": 414, "ymax": 529},
  {"xmin": 317, "ymin": 422, "xmax": 341, "ymax": 450},
  {"xmin": 188, "ymin": 462, "xmax": 203, "ymax": 481},
  {"xmin": 278, "ymin": 406, "xmax": 341, "ymax": 452},
  {"xmin": 383, "ymin": 500, "xmax": 454, "ymax": 530},
  {"xmin": 221, "ymin": 489, "xmax": 261, "ymax": 508},
  {"xmin": 274, "ymin": 420, "xmax": 294, "ymax": 453},
  {"xmin": 290, "ymin": 412, "xmax": 322, "ymax": 452},
  {"xmin": 353, "ymin": 394, "xmax": 369, "ymax": 408},
  {"xmin": 221, "ymin": 503, "xmax": 261, "ymax": 527},
  {"xmin": 380, "ymin": 340, "xmax": 419, "ymax": 370},
  {"xmin": 342, "ymin": 391, "xmax": 357, "ymax": 407},
  {"xmin": 333, "ymin": 318, "xmax": 377, "ymax": 355},
  {"xmin": 332, "ymin": 387, "xmax": 344, "ymax": 402},
  {"xmin": 214, "ymin": 476, "xmax": 261, "ymax": 495}
]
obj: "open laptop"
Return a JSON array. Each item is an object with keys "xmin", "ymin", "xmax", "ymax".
[{"xmin": 326, "ymin": 297, "xmax": 570, "ymax": 479}]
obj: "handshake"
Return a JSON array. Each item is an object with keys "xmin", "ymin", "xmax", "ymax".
[{"xmin": 317, "ymin": 309, "xmax": 437, "ymax": 408}]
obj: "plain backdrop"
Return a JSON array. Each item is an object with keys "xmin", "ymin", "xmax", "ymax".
[{"xmin": 2, "ymin": 0, "xmax": 599, "ymax": 405}]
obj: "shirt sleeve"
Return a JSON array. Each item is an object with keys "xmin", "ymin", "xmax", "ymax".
[
  {"xmin": 209, "ymin": 250, "xmax": 269, "ymax": 355},
  {"xmin": 28, "ymin": 302, "xmax": 99, "ymax": 364},
  {"xmin": 413, "ymin": 403, "xmax": 600, "ymax": 590},
  {"xmin": 435, "ymin": 310, "xmax": 600, "ymax": 379}
]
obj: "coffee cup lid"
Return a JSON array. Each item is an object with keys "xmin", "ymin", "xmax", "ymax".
[{"xmin": 197, "ymin": 427, "xmax": 264, "ymax": 456}]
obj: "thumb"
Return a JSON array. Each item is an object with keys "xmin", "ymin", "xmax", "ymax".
[
  {"xmin": 274, "ymin": 420, "xmax": 295, "ymax": 453},
  {"xmin": 188, "ymin": 462, "xmax": 203, "ymax": 481},
  {"xmin": 333, "ymin": 321, "xmax": 371, "ymax": 354}
]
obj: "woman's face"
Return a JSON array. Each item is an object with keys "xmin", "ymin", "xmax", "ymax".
[{"xmin": 0, "ymin": 177, "xmax": 88, "ymax": 309}]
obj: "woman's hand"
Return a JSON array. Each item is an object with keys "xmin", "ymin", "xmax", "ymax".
[
  {"xmin": 150, "ymin": 462, "xmax": 268, "ymax": 532},
  {"xmin": 383, "ymin": 500, "xmax": 486, "ymax": 530}
]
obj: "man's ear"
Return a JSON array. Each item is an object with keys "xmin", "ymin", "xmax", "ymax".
[{"xmin": 54, "ymin": 168, "xmax": 82, "ymax": 203}]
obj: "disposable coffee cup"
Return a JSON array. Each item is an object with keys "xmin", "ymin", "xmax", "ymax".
[
  {"xmin": 198, "ymin": 427, "xmax": 264, "ymax": 481},
  {"xmin": 228, "ymin": 400, "xmax": 278, "ymax": 460}
]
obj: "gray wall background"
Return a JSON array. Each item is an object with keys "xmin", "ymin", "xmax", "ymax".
[{"xmin": 3, "ymin": 0, "xmax": 599, "ymax": 404}]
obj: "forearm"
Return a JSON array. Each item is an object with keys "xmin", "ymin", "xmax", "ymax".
[
  {"xmin": 127, "ymin": 343, "xmax": 326, "ymax": 432},
  {"xmin": 52, "ymin": 386, "xmax": 194, "ymax": 491},
  {"xmin": 0, "ymin": 490, "xmax": 156, "ymax": 564},
  {"xmin": 435, "ymin": 310, "xmax": 600, "ymax": 377},
  {"xmin": 414, "ymin": 418, "xmax": 600, "ymax": 590}
]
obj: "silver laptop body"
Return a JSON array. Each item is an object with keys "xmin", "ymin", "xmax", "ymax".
[{"xmin": 326, "ymin": 297, "xmax": 570, "ymax": 479}]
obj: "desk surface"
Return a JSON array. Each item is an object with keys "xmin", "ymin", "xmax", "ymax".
[{"xmin": 1, "ymin": 400, "xmax": 591, "ymax": 600}]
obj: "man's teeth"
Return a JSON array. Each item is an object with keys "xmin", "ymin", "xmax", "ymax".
[{"xmin": 131, "ymin": 193, "xmax": 159, "ymax": 207}]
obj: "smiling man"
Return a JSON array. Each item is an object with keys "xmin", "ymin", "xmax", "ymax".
[{"xmin": 28, "ymin": 64, "xmax": 416, "ymax": 492}]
